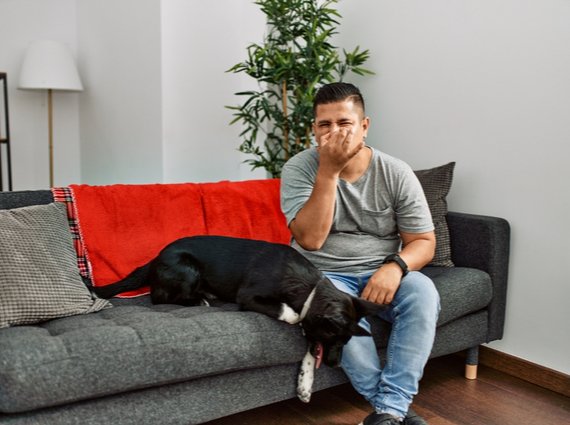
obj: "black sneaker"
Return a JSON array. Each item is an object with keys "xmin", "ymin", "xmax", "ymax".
[
  {"xmin": 359, "ymin": 412, "xmax": 401, "ymax": 425},
  {"xmin": 403, "ymin": 408, "xmax": 428, "ymax": 425}
]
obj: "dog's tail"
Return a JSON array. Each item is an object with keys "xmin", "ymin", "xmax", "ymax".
[{"xmin": 91, "ymin": 262, "xmax": 152, "ymax": 299}]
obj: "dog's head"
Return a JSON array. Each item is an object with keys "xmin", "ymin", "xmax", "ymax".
[
  {"xmin": 151, "ymin": 283, "xmax": 205, "ymax": 306},
  {"xmin": 150, "ymin": 261, "xmax": 206, "ymax": 306},
  {"xmin": 301, "ymin": 282, "xmax": 386, "ymax": 368}
]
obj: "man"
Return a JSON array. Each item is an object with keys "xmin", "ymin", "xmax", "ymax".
[{"xmin": 280, "ymin": 82, "xmax": 440, "ymax": 425}]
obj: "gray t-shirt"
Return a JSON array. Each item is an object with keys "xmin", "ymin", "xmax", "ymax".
[{"xmin": 280, "ymin": 146, "xmax": 434, "ymax": 274}]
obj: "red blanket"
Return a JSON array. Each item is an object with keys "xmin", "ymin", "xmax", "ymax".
[
  {"xmin": 69, "ymin": 179, "xmax": 290, "ymax": 297},
  {"xmin": 70, "ymin": 183, "xmax": 206, "ymax": 296},
  {"xmin": 200, "ymin": 179, "xmax": 290, "ymax": 243}
]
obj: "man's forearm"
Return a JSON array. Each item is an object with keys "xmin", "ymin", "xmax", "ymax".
[
  {"xmin": 290, "ymin": 127, "xmax": 365, "ymax": 250},
  {"xmin": 290, "ymin": 172, "xmax": 338, "ymax": 251},
  {"xmin": 398, "ymin": 232, "xmax": 436, "ymax": 271}
]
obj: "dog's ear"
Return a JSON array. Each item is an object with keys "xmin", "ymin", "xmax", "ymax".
[
  {"xmin": 351, "ymin": 323, "xmax": 372, "ymax": 337},
  {"xmin": 351, "ymin": 296, "xmax": 386, "ymax": 319},
  {"xmin": 350, "ymin": 298, "xmax": 384, "ymax": 337},
  {"xmin": 319, "ymin": 314, "xmax": 348, "ymax": 335}
]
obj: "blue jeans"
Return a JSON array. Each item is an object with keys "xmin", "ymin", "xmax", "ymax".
[{"xmin": 325, "ymin": 271, "xmax": 440, "ymax": 418}]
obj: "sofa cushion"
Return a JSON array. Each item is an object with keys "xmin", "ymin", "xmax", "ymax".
[
  {"xmin": 0, "ymin": 302, "xmax": 307, "ymax": 413},
  {"xmin": 0, "ymin": 203, "xmax": 110, "ymax": 329},
  {"xmin": 370, "ymin": 267, "xmax": 493, "ymax": 348},
  {"xmin": 422, "ymin": 266, "xmax": 493, "ymax": 326},
  {"xmin": 414, "ymin": 162, "xmax": 455, "ymax": 267}
]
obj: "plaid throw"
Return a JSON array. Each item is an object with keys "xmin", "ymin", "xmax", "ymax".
[{"xmin": 52, "ymin": 187, "xmax": 93, "ymax": 286}]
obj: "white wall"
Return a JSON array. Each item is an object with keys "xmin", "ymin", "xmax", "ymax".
[
  {"xmin": 336, "ymin": 0, "xmax": 570, "ymax": 374},
  {"xmin": 77, "ymin": 0, "xmax": 163, "ymax": 184},
  {"xmin": 161, "ymin": 0, "xmax": 266, "ymax": 183},
  {"xmin": 0, "ymin": 0, "xmax": 568, "ymax": 374},
  {"xmin": 76, "ymin": 0, "xmax": 265, "ymax": 184},
  {"xmin": 0, "ymin": 0, "xmax": 80, "ymax": 189}
]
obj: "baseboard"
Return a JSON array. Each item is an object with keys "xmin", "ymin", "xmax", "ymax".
[{"xmin": 478, "ymin": 346, "xmax": 570, "ymax": 397}]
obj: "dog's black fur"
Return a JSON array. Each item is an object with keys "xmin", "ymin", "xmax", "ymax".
[{"xmin": 92, "ymin": 235, "xmax": 385, "ymax": 368}]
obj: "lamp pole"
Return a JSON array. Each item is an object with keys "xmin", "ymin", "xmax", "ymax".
[
  {"xmin": 47, "ymin": 88, "xmax": 54, "ymax": 187},
  {"xmin": 18, "ymin": 40, "xmax": 83, "ymax": 188}
]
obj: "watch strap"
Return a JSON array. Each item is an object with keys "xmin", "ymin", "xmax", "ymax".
[{"xmin": 383, "ymin": 253, "xmax": 409, "ymax": 277}]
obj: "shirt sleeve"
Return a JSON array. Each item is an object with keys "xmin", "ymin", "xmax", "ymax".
[
  {"xmin": 393, "ymin": 164, "xmax": 434, "ymax": 234},
  {"xmin": 280, "ymin": 150, "xmax": 318, "ymax": 226}
]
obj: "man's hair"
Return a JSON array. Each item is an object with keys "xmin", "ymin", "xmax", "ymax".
[{"xmin": 313, "ymin": 82, "xmax": 366, "ymax": 117}]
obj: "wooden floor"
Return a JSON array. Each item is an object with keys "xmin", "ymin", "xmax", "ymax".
[{"xmin": 205, "ymin": 354, "xmax": 570, "ymax": 425}]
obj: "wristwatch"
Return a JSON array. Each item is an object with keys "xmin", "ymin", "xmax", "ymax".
[{"xmin": 383, "ymin": 254, "xmax": 409, "ymax": 277}]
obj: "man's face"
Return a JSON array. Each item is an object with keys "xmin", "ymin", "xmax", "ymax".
[{"xmin": 312, "ymin": 99, "xmax": 369, "ymax": 149}]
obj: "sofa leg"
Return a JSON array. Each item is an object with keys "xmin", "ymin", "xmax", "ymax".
[
  {"xmin": 465, "ymin": 364, "xmax": 478, "ymax": 380},
  {"xmin": 465, "ymin": 346, "xmax": 479, "ymax": 380}
]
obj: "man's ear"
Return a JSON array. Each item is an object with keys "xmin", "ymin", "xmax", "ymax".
[
  {"xmin": 351, "ymin": 296, "xmax": 386, "ymax": 319},
  {"xmin": 361, "ymin": 116, "xmax": 370, "ymax": 138}
]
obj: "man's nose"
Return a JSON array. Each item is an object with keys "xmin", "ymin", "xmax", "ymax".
[{"xmin": 330, "ymin": 124, "xmax": 342, "ymax": 133}]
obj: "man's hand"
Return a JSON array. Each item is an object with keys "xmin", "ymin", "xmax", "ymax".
[
  {"xmin": 361, "ymin": 263, "xmax": 404, "ymax": 305},
  {"xmin": 317, "ymin": 128, "xmax": 364, "ymax": 178},
  {"xmin": 362, "ymin": 231, "xmax": 436, "ymax": 305}
]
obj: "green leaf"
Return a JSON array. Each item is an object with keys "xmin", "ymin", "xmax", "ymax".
[{"xmin": 226, "ymin": 0, "xmax": 373, "ymax": 176}]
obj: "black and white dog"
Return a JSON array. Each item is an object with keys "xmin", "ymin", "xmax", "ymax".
[{"xmin": 92, "ymin": 235, "xmax": 384, "ymax": 402}]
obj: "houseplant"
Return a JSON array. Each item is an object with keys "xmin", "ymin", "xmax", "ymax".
[{"xmin": 227, "ymin": 0, "xmax": 373, "ymax": 177}]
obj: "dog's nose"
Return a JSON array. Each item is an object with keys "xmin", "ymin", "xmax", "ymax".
[
  {"xmin": 324, "ymin": 359, "xmax": 342, "ymax": 368},
  {"xmin": 324, "ymin": 351, "xmax": 343, "ymax": 368}
]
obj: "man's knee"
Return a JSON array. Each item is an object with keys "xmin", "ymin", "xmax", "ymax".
[{"xmin": 399, "ymin": 272, "xmax": 440, "ymax": 317}]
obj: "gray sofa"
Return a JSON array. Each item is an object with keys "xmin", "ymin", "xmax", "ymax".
[{"xmin": 0, "ymin": 184, "xmax": 510, "ymax": 425}]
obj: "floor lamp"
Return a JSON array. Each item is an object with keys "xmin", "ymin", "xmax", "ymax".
[{"xmin": 18, "ymin": 40, "xmax": 83, "ymax": 187}]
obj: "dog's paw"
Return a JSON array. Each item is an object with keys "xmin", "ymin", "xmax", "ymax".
[
  {"xmin": 278, "ymin": 303, "xmax": 301, "ymax": 324},
  {"xmin": 297, "ymin": 350, "xmax": 315, "ymax": 403},
  {"xmin": 297, "ymin": 385, "xmax": 312, "ymax": 403}
]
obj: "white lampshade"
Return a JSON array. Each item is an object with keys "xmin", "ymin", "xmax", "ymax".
[{"xmin": 19, "ymin": 40, "xmax": 83, "ymax": 91}]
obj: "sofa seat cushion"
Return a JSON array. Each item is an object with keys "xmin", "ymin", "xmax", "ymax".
[
  {"xmin": 423, "ymin": 267, "xmax": 493, "ymax": 326},
  {"xmin": 370, "ymin": 267, "xmax": 493, "ymax": 348},
  {"xmin": 0, "ymin": 303, "xmax": 306, "ymax": 414}
]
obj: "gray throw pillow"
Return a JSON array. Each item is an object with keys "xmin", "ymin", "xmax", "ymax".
[
  {"xmin": 414, "ymin": 162, "xmax": 456, "ymax": 267},
  {"xmin": 0, "ymin": 203, "xmax": 110, "ymax": 328}
]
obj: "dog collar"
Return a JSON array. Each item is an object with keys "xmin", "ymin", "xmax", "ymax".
[{"xmin": 299, "ymin": 286, "xmax": 317, "ymax": 321}]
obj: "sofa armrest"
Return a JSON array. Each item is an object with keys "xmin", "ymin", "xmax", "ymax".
[{"xmin": 446, "ymin": 211, "xmax": 511, "ymax": 341}]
